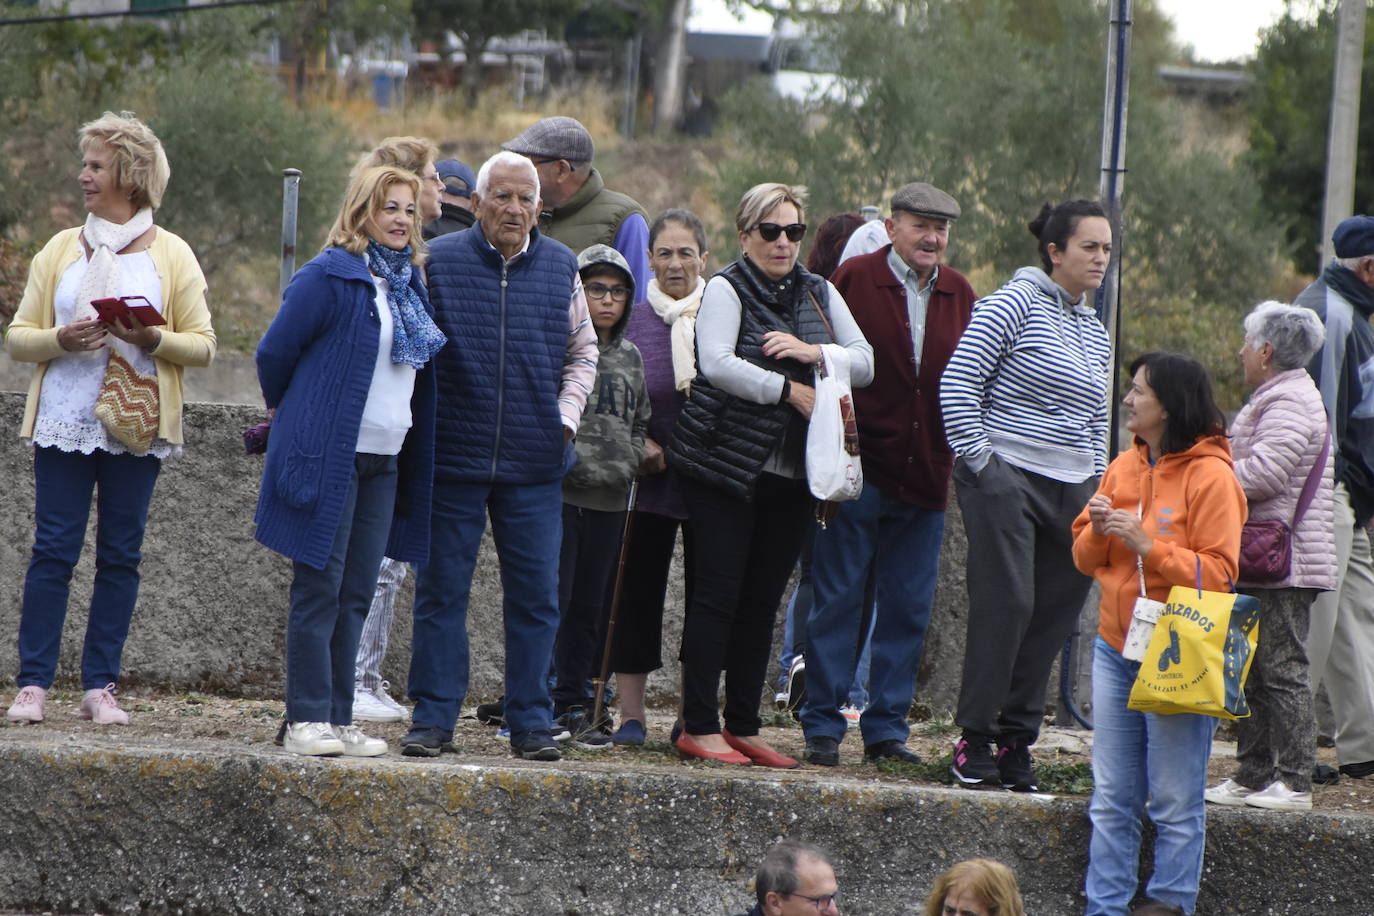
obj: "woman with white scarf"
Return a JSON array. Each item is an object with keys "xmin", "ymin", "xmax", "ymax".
[
  {"xmin": 604, "ymin": 208, "xmax": 708, "ymax": 746},
  {"xmin": 6, "ymin": 111, "xmax": 216, "ymax": 726}
]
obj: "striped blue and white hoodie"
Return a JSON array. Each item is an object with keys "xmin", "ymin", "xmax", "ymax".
[{"xmin": 939, "ymin": 266, "xmax": 1110, "ymax": 483}]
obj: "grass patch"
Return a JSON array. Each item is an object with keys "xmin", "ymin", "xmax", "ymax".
[{"xmin": 1035, "ymin": 761, "xmax": 1094, "ymax": 795}]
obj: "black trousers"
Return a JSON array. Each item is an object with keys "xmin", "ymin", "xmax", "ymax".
[
  {"xmin": 679, "ymin": 473, "xmax": 813, "ymax": 736},
  {"xmin": 609, "ymin": 510, "xmax": 695, "ymax": 674},
  {"xmin": 952, "ymin": 455, "xmax": 1097, "ymax": 744},
  {"xmin": 552, "ymin": 503, "xmax": 625, "ymax": 713}
]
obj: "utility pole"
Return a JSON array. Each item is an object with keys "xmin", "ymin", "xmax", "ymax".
[{"xmin": 1320, "ymin": 0, "xmax": 1367, "ymax": 267}]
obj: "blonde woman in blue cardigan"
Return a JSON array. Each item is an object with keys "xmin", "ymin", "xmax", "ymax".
[{"xmin": 254, "ymin": 165, "xmax": 443, "ymax": 757}]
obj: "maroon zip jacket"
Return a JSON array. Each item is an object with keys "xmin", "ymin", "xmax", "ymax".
[{"xmin": 829, "ymin": 244, "xmax": 975, "ymax": 510}]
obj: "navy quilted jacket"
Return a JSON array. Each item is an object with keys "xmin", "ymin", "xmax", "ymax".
[{"xmin": 425, "ymin": 226, "xmax": 579, "ymax": 483}]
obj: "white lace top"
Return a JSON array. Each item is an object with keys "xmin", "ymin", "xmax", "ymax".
[{"xmin": 30, "ymin": 252, "xmax": 180, "ymax": 459}]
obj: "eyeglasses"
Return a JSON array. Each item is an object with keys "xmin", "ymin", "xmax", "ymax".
[
  {"xmin": 584, "ymin": 282, "xmax": 632, "ymax": 302},
  {"xmin": 752, "ymin": 222, "xmax": 807, "ymax": 243},
  {"xmin": 786, "ymin": 891, "xmax": 839, "ymax": 912}
]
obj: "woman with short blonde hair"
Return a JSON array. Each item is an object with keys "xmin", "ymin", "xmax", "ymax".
[
  {"xmin": 5, "ymin": 111, "xmax": 215, "ymax": 726},
  {"xmin": 254, "ymin": 164, "xmax": 445, "ymax": 757}
]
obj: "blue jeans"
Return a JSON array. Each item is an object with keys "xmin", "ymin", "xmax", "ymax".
[
  {"xmin": 801, "ymin": 484, "xmax": 944, "ymax": 745},
  {"xmin": 18, "ymin": 446, "xmax": 161, "ymax": 691},
  {"xmin": 1086, "ymin": 637, "xmax": 1217, "ymax": 915},
  {"xmin": 777, "ymin": 546, "xmax": 875, "ymax": 708},
  {"xmin": 409, "ymin": 479, "xmax": 562, "ymax": 744},
  {"xmin": 286, "ymin": 453, "xmax": 398, "ymax": 724}
]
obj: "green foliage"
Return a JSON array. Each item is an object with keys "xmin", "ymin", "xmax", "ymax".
[
  {"xmin": 0, "ymin": 7, "xmax": 353, "ymax": 347},
  {"xmin": 1245, "ymin": 1, "xmax": 1374, "ymax": 272},
  {"xmin": 714, "ymin": 0, "xmax": 1287, "ymax": 408}
]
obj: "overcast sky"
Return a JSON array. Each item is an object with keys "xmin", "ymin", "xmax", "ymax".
[{"xmin": 688, "ymin": 0, "xmax": 1303, "ymax": 64}]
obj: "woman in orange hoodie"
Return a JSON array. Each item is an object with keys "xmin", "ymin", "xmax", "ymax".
[{"xmin": 1072, "ymin": 352, "xmax": 1247, "ymax": 916}]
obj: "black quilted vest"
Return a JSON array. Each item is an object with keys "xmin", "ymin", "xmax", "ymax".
[{"xmin": 668, "ymin": 258, "xmax": 835, "ymax": 501}]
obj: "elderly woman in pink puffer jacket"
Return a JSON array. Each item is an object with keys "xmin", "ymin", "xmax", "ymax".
[{"xmin": 1206, "ymin": 301, "xmax": 1337, "ymax": 814}]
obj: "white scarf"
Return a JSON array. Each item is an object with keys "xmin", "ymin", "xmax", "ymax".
[
  {"xmin": 646, "ymin": 276, "xmax": 705, "ymax": 393},
  {"xmin": 75, "ymin": 207, "xmax": 155, "ymax": 362}
]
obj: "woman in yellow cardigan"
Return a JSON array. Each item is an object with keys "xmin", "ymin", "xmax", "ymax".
[{"xmin": 5, "ymin": 111, "xmax": 215, "ymax": 726}]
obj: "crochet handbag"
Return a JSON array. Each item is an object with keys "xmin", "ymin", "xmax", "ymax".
[
  {"xmin": 1238, "ymin": 428, "xmax": 1329, "ymax": 583},
  {"xmin": 93, "ymin": 349, "xmax": 159, "ymax": 454}
]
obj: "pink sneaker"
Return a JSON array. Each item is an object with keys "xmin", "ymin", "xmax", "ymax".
[
  {"xmin": 6, "ymin": 686, "xmax": 47, "ymax": 723},
  {"xmin": 79, "ymin": 684, "xmax": 130, "ymax": 725}
]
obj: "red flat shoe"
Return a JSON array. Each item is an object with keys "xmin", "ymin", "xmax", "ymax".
[
  {"xmin": 723, "ymin": 729, "xmax": 799, "ymax": 769},
  {"xmin": 675, "ymin": 732, "xmax": 752, "ymax": 765}
]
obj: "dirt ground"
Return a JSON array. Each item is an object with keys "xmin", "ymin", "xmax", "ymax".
[{"xmin": 3, "ymin": 689, "xmax": 1371, "ymax": 816}]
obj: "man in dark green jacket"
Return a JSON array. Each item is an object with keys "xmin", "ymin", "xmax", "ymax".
[{"xmin": 502, "ymin": 115, "xmax": 651, "ymax": 297}]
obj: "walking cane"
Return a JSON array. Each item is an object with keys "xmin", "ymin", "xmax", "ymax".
[{"xmin": 591, "ymin": 477, "xmax": 640, "ymax": 730}]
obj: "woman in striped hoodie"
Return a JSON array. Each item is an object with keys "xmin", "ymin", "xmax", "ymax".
[{"xmin": 939, "ymin": 199, "xmax": 1113, "ymax": 791}]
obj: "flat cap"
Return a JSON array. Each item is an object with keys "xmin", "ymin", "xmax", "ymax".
[
  {"xmin": 435, "ymin": 158, "xmax": 475, "ymax": 198},
  {"xmin": 501, "ymin": 116, "xmax": 595, "ymax": 163},
  {"xmin": 1333, "ymin": 215, "xmax": 1374, "ymax": 259},
  {"xmin": 890, "ymin": 182, "xmax": 960, "ymax": 221}
]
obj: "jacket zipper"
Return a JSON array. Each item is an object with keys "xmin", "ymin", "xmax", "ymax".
[{"xmin": 491, "ymin": 260, "xmax": 508, "ymax": 479}]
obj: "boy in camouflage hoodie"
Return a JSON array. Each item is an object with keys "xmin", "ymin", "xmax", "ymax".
[{"xmin": 551, "ymin": 245, "xmax": 651, "ymax": 747}]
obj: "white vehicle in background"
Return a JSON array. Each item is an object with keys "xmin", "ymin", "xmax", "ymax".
[{"xmin": 763, "ymin": 17, "xmax": 848, "ymax": 104}]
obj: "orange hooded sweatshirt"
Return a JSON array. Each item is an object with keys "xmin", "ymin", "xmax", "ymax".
[{"xmin": 1072, "ymin": 435, "xmax": 1248, "ymax": 653}]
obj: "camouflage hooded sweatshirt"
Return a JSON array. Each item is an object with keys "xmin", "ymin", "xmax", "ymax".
[{"xmin": 564, "ymin": 245, "xmax": 650, "ymax": 511}]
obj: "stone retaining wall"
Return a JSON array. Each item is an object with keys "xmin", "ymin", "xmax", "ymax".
[
  {"xmin": 0, "ymin": 392, "xmax": 996, "ymax": 712},
  {"xmin": 0, "ymin": 736, "xmax": 1370, "ymax": 915}
]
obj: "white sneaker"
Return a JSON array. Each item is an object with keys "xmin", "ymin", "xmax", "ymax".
[
  {"xmin": 375, "ymin": 680, "xmax": 408, "ymax": 719},
  {"xmin": 283, "ymin": 721, "xmax": 344, "ymax": 756},
  {"xmin": 1243, "ymin": 780, "xmax": 1312, "ymax": 812},
  {"xmin": 332, "ymin": 724, "xmax": 388, "ymax": 757},
  {"xmin": 352, "ymin": 685, "xmax": 404, "ymax": 723},
  {"xmin": 1204, "ymin": 778, "xmax": 1258, "ymax": 807},
  {"xmin": 840, "ymin": 704, "xmax": 863, "ymax": 728},
  {"xmin": 6, "ymin": 685, "xmax": 47, "ymax": 723}
]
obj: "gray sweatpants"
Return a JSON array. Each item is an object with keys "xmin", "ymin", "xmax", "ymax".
[{"xmin": 952, "ymin": 455, "xmax": 1097, "ymax": 744}]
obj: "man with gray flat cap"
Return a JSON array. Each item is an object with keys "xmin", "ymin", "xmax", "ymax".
[
  {"xmin": 799, "ymin": 182, "xmax": 976, "ymax": 768},
  {"xmin": 502, "ymin": 115, "xmax": 651, "ymax": 297}
]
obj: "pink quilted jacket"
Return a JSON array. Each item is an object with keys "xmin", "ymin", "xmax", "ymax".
[{"xmin": 1231, "ymin": 368, "xmax": 1338, "ymax": 590}]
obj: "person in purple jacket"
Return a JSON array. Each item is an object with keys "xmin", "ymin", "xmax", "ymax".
[{"xmin": 604, "ymin": 208, "xmax": 708, "ymax": 745}]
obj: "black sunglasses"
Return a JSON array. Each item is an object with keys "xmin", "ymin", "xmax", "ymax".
[{"xmin": 753, "ymin": 222, "xmax": 807, "ymax": 242}]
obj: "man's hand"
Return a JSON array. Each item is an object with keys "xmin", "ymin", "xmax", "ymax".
[{"xmin": 640, "ymin": 437, "xmax": 667, "ymax": 475}]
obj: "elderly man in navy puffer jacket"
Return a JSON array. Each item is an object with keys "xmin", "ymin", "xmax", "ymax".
[{"xmin": 401, "ymin": 151, "xmax": 599, "ymax": 762}]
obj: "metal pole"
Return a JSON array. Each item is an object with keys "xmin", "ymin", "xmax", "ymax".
[
  {"xmin": 1320, "ymin": 0, "xmax": 1367, "ymax": 268},
  {"xmin": 1059, "ymin": 0, "xmax": 1133, "ymax": 732},
  {"xmin": 621, "ymin": 31, "xmax": 641, "ymax": 140},
  {"xmin": 279, "ymin": 168, "xmax": 301, "ymax": 298}
]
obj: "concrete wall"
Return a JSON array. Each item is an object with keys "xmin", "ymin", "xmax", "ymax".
[
  {"xmin": 2, "ymin": 736, "xmax": 1372, "ymax": 915},
  {"xmin": 0, "ymin": 390, "xmax": 997, "ymax": 712}
]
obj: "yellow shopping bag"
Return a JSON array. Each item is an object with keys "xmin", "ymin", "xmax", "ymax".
[{"xmin": 1127, "ymin": 561, "xmax": 1261, "ymax": 720}]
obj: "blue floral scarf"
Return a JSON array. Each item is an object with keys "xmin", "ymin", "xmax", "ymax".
[{"xmin": 366, "ymin": 240, "xmax": 447, "ymax": 369}]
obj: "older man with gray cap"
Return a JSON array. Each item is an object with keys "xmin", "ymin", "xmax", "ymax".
[
  {"xmin": 502, "ymin": 115, "xmax": 650, "ymax": 297},
  {"xmin": 799, "ymin": 182, "xmax": 976, "ymax": 767},
  {"xmin": 1296, "ymin": 214, "xmax": 1374, "ymax": 783}
]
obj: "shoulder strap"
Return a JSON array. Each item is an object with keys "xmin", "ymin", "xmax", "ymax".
[
  {"xmin": 805, "ymin": 287, "xmax": 837, "ymax": 342},
  {"xmin": 1293, "ymin": 424, "xmax": 1332, "ymax": 528}
]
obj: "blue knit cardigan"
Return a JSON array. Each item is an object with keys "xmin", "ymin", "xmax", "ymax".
[{"xmin": 253, "ymin": 246, "xmax": 437, "ymax": 570}]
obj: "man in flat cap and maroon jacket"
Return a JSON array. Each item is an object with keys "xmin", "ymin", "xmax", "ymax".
[
  {"xmin": 502, "ymin": 116, "xmax": 651, "ymax": 297},
  {"xmin": 799, "ymin": 183, "xmax": 976, "ymax": 767}
]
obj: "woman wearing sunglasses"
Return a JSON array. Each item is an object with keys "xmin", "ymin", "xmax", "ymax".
[{"xmin": 667, "ymin": 182, "xmax": 873, "ymax": 766}]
